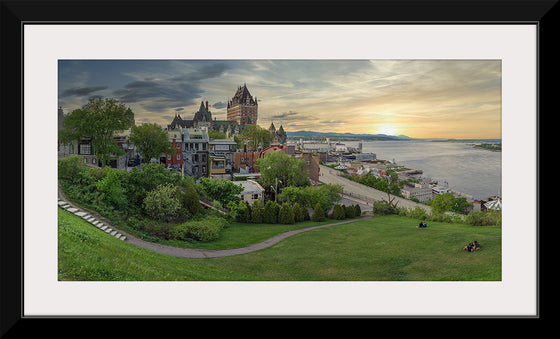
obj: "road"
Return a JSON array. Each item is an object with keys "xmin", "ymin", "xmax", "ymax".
[{"xmin": 319, "ymin": 165, "xmax": 431, "ymax": 213}]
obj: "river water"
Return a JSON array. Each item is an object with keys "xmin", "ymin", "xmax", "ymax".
[{"xmin": 343, "ymin": 140, "xmax": 502, "ymax": 201}]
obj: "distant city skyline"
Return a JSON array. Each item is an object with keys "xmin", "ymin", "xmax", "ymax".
[{"xmin": 58, "ymin": 59, "xmax": 501, "ymax": 139}]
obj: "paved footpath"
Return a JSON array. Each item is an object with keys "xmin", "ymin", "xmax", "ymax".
[
  {"xmin": 58, "ymin": 185, "xmax": 372, "ymax": 259},
  {"xmin": 319, "ymin": 165, "xmax": 431, "ymax": 213}
]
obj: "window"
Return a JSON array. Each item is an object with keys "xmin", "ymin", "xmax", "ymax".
[
  {"xmin": 177, "ymin": 154, "xmax": 180, "ymax": 160},
  {"xmin": 79, "ymin": 143, "xmax": 92, "ymax": 155},
  {"xmin": 252, "ymin": 194, "xmax": 259, "ymax": 200},
  {"xmin": 167, "ymin": 154, "xmax": 171, "ymax": 160}
]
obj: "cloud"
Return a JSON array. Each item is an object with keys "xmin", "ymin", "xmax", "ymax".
[
  {"xmin": 61, "ymin": 86, "xmax": 108, "ymax": 97},
  {"xmin": 212, "ymin": 101, "xmax": 227, "ymax": 109},
  {"xmin": 269, "ymin": 110, "xmax": 299, "ymax": 120}
]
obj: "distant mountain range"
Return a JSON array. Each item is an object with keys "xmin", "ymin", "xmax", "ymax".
[{"xmin": 286, "ymin": 130, "xmax": 413, "ymax": 140}]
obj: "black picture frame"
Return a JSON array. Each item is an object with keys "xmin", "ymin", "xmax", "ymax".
[{"xmin": 2, "ymin": 0, "xmax": 553, "ymax": 333}]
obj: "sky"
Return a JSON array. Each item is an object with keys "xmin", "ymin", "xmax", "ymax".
[{"xmin": 58, "ymin": 59, "xmax": 501, "ymax": 139}]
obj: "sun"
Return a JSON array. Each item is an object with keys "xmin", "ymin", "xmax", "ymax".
[{"xmin": 378, "ymin": 126, "xmax": 397, "ymax": 136}]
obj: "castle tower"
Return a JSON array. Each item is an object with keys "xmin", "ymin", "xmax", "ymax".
[{"xmin": 227, "ymin": 84, "xmax": 258, "ymax": 126}]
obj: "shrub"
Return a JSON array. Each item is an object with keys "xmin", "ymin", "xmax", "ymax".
[
  {"xmin": 345, "ymin": 204, "xmax": 356, "ymax": 218},
  {"xmin": 251, "ymin": 198, "xmax": 264, "ymax": 224},
  {"xmin": 143, "ymin": 183, "xmax": 182, "ymax": 222},
  {"xmin": 466, "ymin": 210, "xmax": 501, "ymax": 226},
  {"xmin": 292, "ymin": 202, "xmax": 306, "ymax": 223},
  {"xmin": 311, "ymin": 203, "xmax": 326, "ymax": 222},
  {"xmin": 331, "ymin": 203, "xmax": 346, "ymax": 220},
  {"xmin": 373, "ymin": 200, "xmax": 395, "ymax": 215},
  {"xmin": 236, "ymin": 200, "xmax": 251, "ymax": 223},
  {"xmin": 263, "ymin": 200, "xmax": 280, "ymax": 224},
  {"xmin": 354, "ymin": 204, "xmax": 362, "ymax": 217},
  {"xmin": 278, "ymin": 203, "xmax": 295, "ymax": 224},
  {"xmin": 171, "ymin": 216, "xmax": 228, "ymax": 242},
  {"xmin": 410, "ymin": 206, "xmax": 429, "ymax": 220},
  {"xmin": 96, "ymin": 168, "xmax": 128, "ymax": 211},
  {"xmin": 181, "ymin": 181, "xmax": 203, "ymax": 215},
  {"xmin": 58, "ymin": 155, "xmax": 86, "ymax": 181}
]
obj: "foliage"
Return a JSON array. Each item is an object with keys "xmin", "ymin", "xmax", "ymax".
[
  {"xmin": 292, "ymin": 202, "xmax": 307, "ymax": 223},
  {"xmin": 181, "ymin": 181, "xmax": 204, "ymax": 215},
  {"xmin": 255, "ymin": 152, "xmax": 310, "ymax": 195},
  {"xmin": 171, "ymin": 216, "xmax": 229, "ymax": 242},
  {"xmin": 428, "ymin": 193, "xmax": 473, "ymax": 215},
  {"xmin": 58, "ymin": 155, "xmax": 87, "ymax": 181},
  {"xmin": 311, "ymin": 203, "xmax": 326, "ymax": 222},
  {"xmin": 142, "ymin": 183, "xmax": 183, "ymax": 222},
  {"xmin": 208, "ymin": 129, "xmax": 227, "ymax": 140},
  {"xmin": 239, "ymin": 125, "xmax": 273, "ymax": 151},
  {"xmin": 345, "ymin": 204, "xmax": 356, "ymax": 218},
  {"xmin": 263, "ymin": 200, "xmax": 280, "ymax": 224},
  {"xmin": 278, "ymin": 203, "xmax": 295, "ymax": 224},
  {"xmin": 198, "ymin": 177, "xmax": 243, "ymax": 206},
  {"xmin": 373, "ymin": 200, "xmax": 396, "ymax": 216},
  {"xmin": 59, "ymin": 98, "xmax": 135, "ymax": 166},
  {"xmin": 130, "ymin": 123, "xmax": 176, "ymax": 163},
  {"xmin": 236, "ymin": 200, "xmax": 251, "ymax": 223},
  {"xmin": 96, "ymin": 167, "xmax": 127, "ymax": 211},
  {"xmin": 465, "ymin": 210, "xmax": 502, "ymax": 226},
  {"xmin": 278, "ymin": 184, "xmax": 343, "ymax": 212},
  {"xmin": 410, "ymin": 206, "xmax": 429, "ymax": 220},
  {"xmin": 251, "ymin": 198, "xmax": 264, "ymax": 223},
  {"xmin": 330, "ymin": 203, "xmax": 346, "ymax": 220},
  {"xmin": 354, "ymin": 204, "xmax": 362, "ymax": 217}
]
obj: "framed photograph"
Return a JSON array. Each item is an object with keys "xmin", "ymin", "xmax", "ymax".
[{"xmin": 3, "ymin": 0, "xmax": 551, "ymax": 329}]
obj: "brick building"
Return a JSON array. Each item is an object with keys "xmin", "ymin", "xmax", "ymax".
[{"xmin": 227, "ymin": 83, "xmax": 258, "ymax": 126}]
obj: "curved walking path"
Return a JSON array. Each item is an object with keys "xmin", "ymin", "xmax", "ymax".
[{"xmin": 58, "ymin": 184, "xmax": 372, "ymax": 259}]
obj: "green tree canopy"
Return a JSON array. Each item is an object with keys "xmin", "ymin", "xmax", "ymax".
[
  {"xmin": 129, "ymin": 123, "xmax": 176, "ymax": 163},
  {"xmin": 255, "ymin": 151, "xmax": 310, "ymax": 195},
  {"xmin": 59, "ymin": 98, "xmax": 135, "ymax": 167},
  {"xmin": 240, "ymin": 125, "xmax": 273, "ymax": 151}
]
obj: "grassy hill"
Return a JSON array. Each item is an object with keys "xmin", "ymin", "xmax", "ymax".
[{"xmin": 59, "ymin": 208, "xmax": 501, "ymax": 281}]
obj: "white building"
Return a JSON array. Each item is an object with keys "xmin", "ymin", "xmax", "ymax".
[{"xmin": 237, "ymin": 180, "xmax": 265, "ymax": 205}]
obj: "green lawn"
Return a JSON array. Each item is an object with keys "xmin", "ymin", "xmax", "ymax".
[{"xmin": 58, "ymin": 208, "xmax": 501, "ymax": 281}]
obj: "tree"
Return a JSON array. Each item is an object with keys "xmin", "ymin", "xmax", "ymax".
[
  {"xmin": 278, "ymin": 203, "xmax": 295, "ymax": 224},
  {"xmin": 429, "ymin": 193, "xmax": 456, "ymax": 214},
  {"xmin": 198, "ymin": 177, "xmax": 243, "ymax": 206},
  {"xmin": 130, "ymin": 123, "xmax": 176, "ymax": 163},
  {"xmin": 59, "ymin": 98, "xmax": 135, "ymax": 167},
  {"xmin": 240, "ymin": 125, "xmax": 273, "ymax": 151},
  {"xmin": 255, "ymin": 152, "xmax": 310, "ymax": 197},
  {"xmin": 278, "ymin": 184, "xmax": 343, "ymax": 212},
  {"xmin": 263, "ymin": 200, "xmax": 280, "ymax": 224},
  {"xmin": 311, "ymin": 203, "xmax": 326, "ymax": 222},
  {"xmin": 331, "ymin": 203, "xmax": 346, "ymax": 220},
  {"xmin": 251, "ymin": 198, "xmax": 264, "ymax": 223},
  {"xmin": 143, "ymin": 183, "xmax": 182, "ymax": 222}
]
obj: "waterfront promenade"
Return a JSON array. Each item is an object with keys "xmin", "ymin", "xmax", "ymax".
[{"xmin": 319, "ymin": 165, "xmax": 432, "ymax": 214}]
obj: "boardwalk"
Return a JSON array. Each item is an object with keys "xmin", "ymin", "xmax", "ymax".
[{"xmin": 319, "ymin": 165, "xmax": 431, "ymax": 213}]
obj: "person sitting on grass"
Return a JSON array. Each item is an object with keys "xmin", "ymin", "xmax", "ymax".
[{"xmin": 418, "ymin": 221, "xmax": 427, "ymax": 228}]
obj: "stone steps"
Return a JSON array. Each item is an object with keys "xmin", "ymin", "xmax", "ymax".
[{"xmin": 58, "ymin": 199, "xmax": 126, "ymax": 241}]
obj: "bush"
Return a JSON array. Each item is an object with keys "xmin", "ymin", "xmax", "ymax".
[
  {"xmin": 373, "ymin": 200, "xmax": 395, "ymax": 216},
  {"xmin": 236, "ymin": 200, "xmax": 251, "ymax": 223},
  {"xmin": 263, "ymin": 200, "xmax": 280, "ymax": 224},
  {"xmin": 311, "ymin": 203, "xmax": 326, "ymax": 222},
  {"xmin": 345, "ymin": 204, "xmax": 356, "ymax": 218},
  {"xmin": 331, "ymin": 203, "xmax": 346, "ymax": 220},
  {"xmin": 292, "ymin": 202, "xmax": 306, "ymax": 223},
  {"xmin": 251, "ymin": 198, "xmax": 264, "ymax": 224},
  {"xmin": 181, "ymin": 181, "xmax": 204, "ymax": 215},
  {"xmin": 278, "ymin": 203, "xmax": 295, "ymax": 224},
  {"xmin": 171, "ymin": 216, "xmax": 228, "ymax": 242},
  {"xmin": 143, "ymin": 183, "xmax": 182, "ymax": 222},
  {"xmin": 466, "ymin": 210, "xmax": 501, "ymax": 226},
  {"xmin": 410, "ymin": 206, "xmax": 429, "ymax": 220},
  {"xmin": 58, "ymin": 155, "xmax": 86, "ymax": 181},
  {"xmin": 354, "ymin": 204, "xmax": 362, "ymax": 217},
  {"xmin": 96, "ymin": 167, "xmax": 128, "ymax": 211}
]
